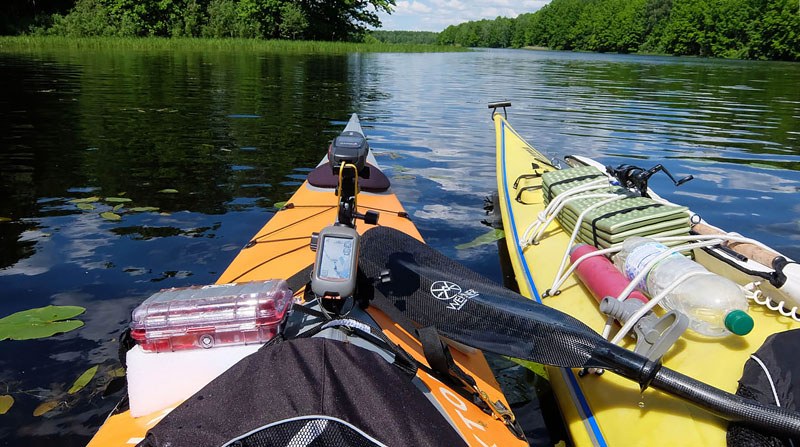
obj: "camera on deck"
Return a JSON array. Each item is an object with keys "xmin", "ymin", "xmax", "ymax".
[{"xmin": 329, "ymin": 131, "xmax": 370, "ymax": 178}]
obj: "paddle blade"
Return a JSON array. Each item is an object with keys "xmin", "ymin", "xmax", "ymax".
[
  {"xmin": 359, "ymin": 227, "xmax": 800, "ymax": 435},
  {"xmin": 359, "ymin": 226, "xmax": 607, "ymax": 368}
]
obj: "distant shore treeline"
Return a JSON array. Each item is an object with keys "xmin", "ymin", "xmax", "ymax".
[
  {"xmin": 369, "ymin": 30, "xmax": 438, "ymax": 45},
  {"xmin": 438, "ymin": 0, "xmax": 800, "ymax": 61},
  {"xmin": 2, "ymin": 0, "xmax": 395, "ymax": 42}
]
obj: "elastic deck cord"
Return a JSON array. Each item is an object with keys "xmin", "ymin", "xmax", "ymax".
[{"xmin": 229, "ymin": 243, "xmax": 310, "ymax": 283}]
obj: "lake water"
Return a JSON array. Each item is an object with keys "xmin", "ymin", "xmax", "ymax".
[{"xmin": 0, "ymin": 47, "xmax": 798, "ymax": 445}]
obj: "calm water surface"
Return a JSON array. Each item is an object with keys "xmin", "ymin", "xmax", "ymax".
[{"xmin": 1, "ymin": 47, "xmax": 799, "ymax": 445}]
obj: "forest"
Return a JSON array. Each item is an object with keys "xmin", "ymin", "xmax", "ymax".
[
  {"xmin": 437, "ymin": 0, "xmax": 800, "ymax": 61},
  {"xmin": 1, "ymin": 0, "xmax": 395, "ymax": 41},
  {"xmin": 369, "ymin": 30, "xmax": 438, "ymax": 44}
]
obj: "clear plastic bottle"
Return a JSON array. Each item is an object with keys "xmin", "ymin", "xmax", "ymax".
[{"xmin": 613, "ymin": 237, "xmax": 753, "ymax": 337}]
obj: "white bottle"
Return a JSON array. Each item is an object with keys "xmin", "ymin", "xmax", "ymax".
[{"xmin": 613, "ymin": 237, "xmax": 753, "ymax": 337}]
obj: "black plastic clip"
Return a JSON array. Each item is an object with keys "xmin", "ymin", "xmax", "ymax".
[{"xmin": 488, "ymin": 101, "xmax": 512, "ymax": 119}]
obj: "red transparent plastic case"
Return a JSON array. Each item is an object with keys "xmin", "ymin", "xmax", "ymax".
[{"xmin": 130, "ymin": 280, "xmax": 292, "ymax": 352}]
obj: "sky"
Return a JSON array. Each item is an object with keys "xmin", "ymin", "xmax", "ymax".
[{"xmin": 375, "ymin": 0, "xmax": 553, "ymax": 32}]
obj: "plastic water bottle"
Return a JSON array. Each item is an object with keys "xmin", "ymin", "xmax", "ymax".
[{"xmin": 612, "ymin": 237, "xmax": 753, "ymax": 337}]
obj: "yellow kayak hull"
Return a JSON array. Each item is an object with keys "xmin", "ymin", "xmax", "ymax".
[{"xmin": 494, "ymin": 113, "xmax": 798, "ymax": 446}]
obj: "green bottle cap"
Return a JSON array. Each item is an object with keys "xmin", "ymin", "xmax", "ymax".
[{"xmin": 725, "ymin": 310, "xmax": 754, "ymax": 336}]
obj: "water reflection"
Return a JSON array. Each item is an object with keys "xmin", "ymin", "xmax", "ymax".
[{"xmin": 0, "ymin": 47, "xmax": 798, "ymax": 445}]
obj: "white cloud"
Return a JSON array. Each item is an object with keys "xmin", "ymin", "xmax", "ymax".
[{"xmin": 396, "ymin": 1, "xmax": 432, "ymax": 13}]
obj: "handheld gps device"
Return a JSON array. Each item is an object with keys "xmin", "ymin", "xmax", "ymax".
[{"xmin": 310, "ymin": 225, "xmax": 359, "ymax": 299}]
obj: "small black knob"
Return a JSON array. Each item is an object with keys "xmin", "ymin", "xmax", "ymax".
[
  {"xmin": 310, "ymin": 232, "xmax": 319, "ymax": 251},
  {"xmin": 363, "ymin": 210, "xmax": 379, "ymax": 225}
]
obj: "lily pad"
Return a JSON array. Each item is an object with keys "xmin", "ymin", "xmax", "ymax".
[
  {"xmin": 68, "ymin": 366, "xmax": 98, "ymax": 394},
  {"xmin": 76, "ymin": 203, "xmax": 95, "ymax": 211},
  {"xmin": 69, "ymin": 196, "xmax": 99, "ymax": 204},
  {"xmin": 274, "ymin": 201, "xmax": 287, "ymax": 209},
  {"xmin": 109, "ymin": 367, "xmax": 126, "ymax": 378},
  {"xmin": 129, "ymin": 207, "xmax": 159, "ymax": 212},
  {"xmin": 0, "ymin": 305, "xmax": 86, "ymax": 341},
  {"xmin": 507, "ymin": 357, "xmax": 549, "ymax": 380},
  {"xmin": 0, "ymin": 395, "xmax": 13, "ymax": 414},
  {"xmin": 33, "ymin": 401, "xmax": 59, "ymax": 416},
  {"xmin": 112, "ymin": 204, "xmax": 124, "ymax": 212},
  {"xmin": 158, "ymin": 188, "xmax": 179, "ymax": 194},
  {"xmin": 105, "ymin": 197, "xmax": 132, "ymax": 203},
  {"xmin": 0, "ymin": 217, "xmax": 11, "ymax": 222},
  {"xmin": 455, "ymin": 229, "xmax": 505, "ymax": 249},
  {"xmin": 100, "ymin": 212, "xmax": 121, "ymax": 221}
]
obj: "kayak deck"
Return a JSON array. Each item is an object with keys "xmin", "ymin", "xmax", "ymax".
[{"xmin": 495, "ymin": 114, "xmax": 800, "ymax": 446}]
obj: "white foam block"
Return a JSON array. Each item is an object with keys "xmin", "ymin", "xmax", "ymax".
[{"xmin": 126, "ymin": 344, "xmax": 262, "ymax": 417}]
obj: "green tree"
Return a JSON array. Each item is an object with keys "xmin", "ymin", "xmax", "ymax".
[
  {"xmin": 746, "ymin": 0, "xmax": 800, "ymax": 60},
  {"xmin": 640, "ymin": 0, "xmax": 673, "ymax": 53},
  {"xmin": 181, "ymin": 0, "xmax": 203, "ymax": 37},
  {"xmin": 203, "ymin": 0, "xmax": 236, "ymax": 37},
  {"xmin": 301, "ymin": 0, "xmax": 395, "ymax": 41},
  {"xmin": 45, "ymin": 0, "xmax": 117, "ymax": 36},
  {"xmin": 372, "ymin": 30, "xmax": 438, "ymax": 44},
  {"xmin": 510, "ymin": 13, "xmax": 534, "ymax": 47},
  {"xmin": 456, "ymin": 22, "xmax": 480, "ymax": 47},
  {"xmin": 279, "ymin": 1, "xmax": 308, "ymax": 40},
  {"xmin": 437, "ymin": 25, "xmax": 458, "ymax": 45},
  {"xmin": 35, "ymin": 0, "xmax": 395, "ymax": 42}
]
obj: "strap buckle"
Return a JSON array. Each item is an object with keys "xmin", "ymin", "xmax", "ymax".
[{"xmin": 475, "ymin": 388, "xmax": 525, "ymax": 439}]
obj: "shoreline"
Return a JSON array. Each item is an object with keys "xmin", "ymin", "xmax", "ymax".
[{"xmin": 0, "ymin": 36, "xmax": 470, "ymax": 54}]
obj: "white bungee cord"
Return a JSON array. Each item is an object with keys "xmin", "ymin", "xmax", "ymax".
[
  {"xmin": 521, "ymin": 179, "xmax": 611, "ymax": 246},
  {"xmin": 548, "ymin": 196, "xmax": 628, "ymax": 295},
  {"xmin": 528, "ymin": 193, "xmax": 621, "ymax": 248},
  {"xmin": 744, "ymin": 282, "xmax": 800, "ymax": 323}
]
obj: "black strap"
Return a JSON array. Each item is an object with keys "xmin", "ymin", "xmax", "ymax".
[
  {"xmin": 290, "ymin": 302, "xmax": 328, "ymax": 320},
  {"xmin": 286, "ymin": 264, "xmax": 314, "ymax": 294},
  {"xmin": 369, "ymin": 288, "xmax": 478, "ymax": 389},
  {"xmin": 589, "ymin": 202, "xmax": 662, "ymax": 247},
  {"xmin": 545, "ymin": 173, "xmax": 605, "ymax": 202},
  {"xmin": 419, "ymin": 326, "xmax": 477, "ymax": 388}
]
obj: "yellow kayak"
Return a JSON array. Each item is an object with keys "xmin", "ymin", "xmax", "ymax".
[{"xmin": 494, "ymin": 111, "xmax": 800, "ymax": 446}]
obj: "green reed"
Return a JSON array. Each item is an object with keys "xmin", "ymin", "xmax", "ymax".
[{"xmin": 0, "ymin": 36, "xmax": 469, "ymax": 54}]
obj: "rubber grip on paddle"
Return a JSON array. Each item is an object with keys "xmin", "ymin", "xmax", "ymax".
[{"xmin": 652, "ymin": 365, "xmax": 800, "ymax": 436}]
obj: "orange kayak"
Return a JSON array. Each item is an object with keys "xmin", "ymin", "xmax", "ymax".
[{"xmin": 88, "ymin": 114, "xmax": 527, "ymax": 447}]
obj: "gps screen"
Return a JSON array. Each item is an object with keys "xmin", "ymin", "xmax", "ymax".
[{"xmin": 318, "ymin": 236, "xmax": 353, "ymax": 281}]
